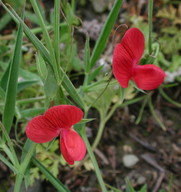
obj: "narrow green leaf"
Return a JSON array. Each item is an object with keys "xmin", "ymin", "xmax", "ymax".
[
  {"xmin": 21, "ymin": 142, "xmax": 36, "ymax": 173},
  {"xmin": 79, "ymin": 118, "xmax": 95, "ymax": 124},
  {"xmin": 20, "ymin": 107, "xmax": 45, "ymax": 118},
  {"xmin": 87, "ymin": 65, "xmax": 104, "ymax": 84},
  {"xmin": 2, "ymin": 13, "xmax": 23, "ymax": 134},
  {"xmin": 36, "ymin": 52, "xmax": 48, "ymax": 79},
  {"xmin": 0, "ymin": 61, "xmax": 11, "ymax": 91},
  {"xmin": 53, "ymin": 0, "xmax": 60, "ymax": 66},
  {"xmin": 0, "ymin": 153, "xmax": 18, "ymax": 173},
  {"xmin": 0, "ymin": 87, "xmax": 5, "ymax": 99},
  {"xmin": 0, "ymin": 121, "xmax": 19, "ymax": 167},
  {"xmin": 148, "ymin": 0, "xmax": 153, "ymax": 54},
  {"xmin": 0, "ymin": 12, "xmax": 11, "ymax": 31},
  {"xmin": 17, "ymin": 80, "xmax": 39, "ymax": 92},
  {"xmin": 106, "ymin": 183, "xmax": 123, "ymax": 192},
  {"xmin": 21, "ymin": 139, "xmax": 33, "ymax": 162},
  {"xmin": 90, "ymin": 0, "xmax": 123, "ymax": 68},
  {"xmin": 125, "ymin": 179, "xmax": 135, "ymax": 192},
  {"xmin": 44, "ymin": 66, "xmax": 58, "ymax": 100},
  {"xmin": 32, "ymin": 158, "xmax": 71, "ymax": 192},
  {"xmin": 16, "ymin": 96, "xmax": 45, "ymax": 105},
  {"xmin": 138, "ymin": 185, "xmax": 147, "ymax": 192},
  {"xmin": 25, "ymin": 10, "xmax": 40, "ymax": 25},
  {"xmin": 136, "ymin": 95, "xmax": 149, "ymax": 124}
]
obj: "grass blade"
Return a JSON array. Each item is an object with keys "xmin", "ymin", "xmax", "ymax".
[
  {"xmin": 32, "ymin": 158, "xmax": 71, "ymax": 192},
  {"xmin": 2, "ymin": 12, "xmax": 23, "ymax": 134},
  {"xmin": 0, "ymin": 153, "xmax": 17, "ymax": 173},
  {"xmin": 53, "ymin": 0, "xmax": 60, "ymax": 66},
  {"xmin": 90, "ymin": 0, "xmax": 123, "ymax": 68},
  {"xmin": 148, "ymin": 0, "xmax": 153, "ymax": 54},
  {"xmin": 0, "ymin": 12, "xmax": 11, "ymax": 31}
]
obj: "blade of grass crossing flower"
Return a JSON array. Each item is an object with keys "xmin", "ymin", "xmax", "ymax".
[
  {"xmin": 2, "ymin": 12, "xmax": 23, "ymax": 134},
  {"xmin": 90, "ymin": 0, "xmax": 123, "ymax": 68},
  {"xmin": 32, "ymin": 158, "xmax": 71, "ymax": 192},
  {"xmin": 61, "ymin": 73, "xmax": 86, "ymax": 109}
]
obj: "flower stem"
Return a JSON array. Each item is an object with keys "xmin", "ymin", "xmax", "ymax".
[
  {"xmin": 82, "ymin": 133, "xmax": 108, "ymax": 192},
  {"xmin": 14, "ymin": 174, "xmax": 23, "ymax": 192},
  {"xmin": 148, "ymin": 0, "xmax": 153, "ymax": 55}
]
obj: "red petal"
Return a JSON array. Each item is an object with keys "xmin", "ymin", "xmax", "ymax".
[
  {"xmin": 132, "ymin": 64, "xmax": 166, "ymax": 90},
  {"xmin": 60, "ymin": 136, "xmax": 74, "ymax": 165},
  {"xmin": 26, "ymin": 116, "xmax": 60, "ymax": 143},
  {"xmin": 113, "ymin": 43, "xmax": 133, "ymax": 88},
  {"xmin": 60, "ymin": 129, "xmax": 86, "ymax": 165},
  {"xmin": 121, "ymin": 28, "xmax": 144, "ymax": 62},
  {"xmin": 112, "ymin": 28, "xmax": 145, "ymax": 88},
  {"xmin": 44, "ymin": 105, "xmax": 83, "ymax": 129}
]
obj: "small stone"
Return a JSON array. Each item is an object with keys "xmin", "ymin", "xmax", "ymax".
[{"xmin": 122, "ymin": 154, "xmax": 139, "ymax": 168}]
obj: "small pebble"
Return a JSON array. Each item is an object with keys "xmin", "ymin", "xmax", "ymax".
[{"xmin": 122, "ymin": 154, "xmax": 139, "ymax": 168}]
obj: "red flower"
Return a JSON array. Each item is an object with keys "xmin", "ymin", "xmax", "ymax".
[
  {"xmin": 26, "ymin": 105, "xmax": 86, "ymax": 165},
  {"xmin": 113, "ymin": 28, "xmax": 165, "ymax": 90}
]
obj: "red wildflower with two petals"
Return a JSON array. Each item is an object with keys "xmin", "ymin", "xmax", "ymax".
[
  {"xmin": 113, "ymin": 28, "xmax": 165, "ymax": 90},
  {"xmin": 26, "ymin": 105, "xmax": 86, "ymax": 165}
]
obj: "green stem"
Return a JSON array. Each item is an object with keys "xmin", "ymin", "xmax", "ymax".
[
  {"xmin": 148, "ymin": 95, "xmax": 166, "ymax": 131},
  {"xmin": 13, "ymin": 143, "xmax": 37, "ymax": 192},
  {"xmin": 92, "ymin": 102, "xmax": 120, "ymax": 151},
  {"xmin": 92, "ymin": 96, "xmax": 145, "ymax": 151},
  {"xmin": 82, "ymin": 133, "xmax": 108, "ymax": 192},
  {"xmin": 135, "ymin": 95, "xmax": 149, "ymax": 124},
  {"xmin": 92, "ymin": 117, "xmax": 106, "ymax": 151},
  {"xmin": 159, "ymin": 87, "xmax": 181, "ymax": 108},
  {"xmin": 16, "ymin": 96, "xmax": 45, "ymax": 105},
  {"xmin": 14, "ymin": 174, "xmax": 24, "ymax": 192},
  {"xmin": 148, "ymin": 0, "xmax": 153, "ymax": 55}
]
